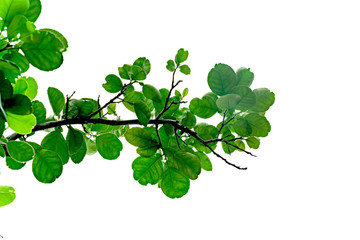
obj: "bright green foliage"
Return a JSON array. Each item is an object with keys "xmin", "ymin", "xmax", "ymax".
[
  {"xmin": 0, "ymin": 185, "xmax": 16, "ymax": 207},
  {"xmin": 0, "ymin": 1, "xmax": 275, "ymax": 203}
]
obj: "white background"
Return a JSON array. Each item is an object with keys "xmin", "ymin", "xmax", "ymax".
[{"xmin": 1, "ymin": 0, "xmax": 360, "ymax": 239}]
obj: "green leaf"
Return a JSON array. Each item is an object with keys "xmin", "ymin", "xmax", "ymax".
[
  {"xmin": 221, "ymin": 134, "xmax": 236, "ymax": 154},
  {"xmin": 123, "ymin": 91, "xmax": 144, "ymax": 112},
  {"xmin": 6, "ymin": 112, "xmax": 36, "ymax": 134},
  {"xmin": 179, "ymin": 65, "xmax": 191, "ymax": 75},
  {"xmin": 246, "ymin": 136, "xmax": 260, "ymax": 149},
  {"xmin": 40, "ymin": 28, "xmax": 68, "ymax": 51},
  {"xmin": 96, "ymin": 133, "xmax": 123, "ymax": 160},
  {"xmin": 166, "ymin": 60, "xmax": 175, "ymax": 72},
  {"xmin": 245, "ymin": 113, "xmax": 271, "ymax": 137},
  {"xmin": 6, "ymin": 156, "xmax": 26, "ymax": 170},
  {"xmin": 20, "ymin": 30, "xmax": 65, "ymax": 71},
  {"xmin": 12, "ymin": 77, "xmax": 28, "ymax": 95},
  {"xmin": 7, "ymin": 15, "xmax": 29, "ymax": 40},
  {"xmin": 180, "ymin": 111, "xmax": 196, "ymax": 129},
  {"xmin": 66, "ymin": 126, "xmax": 85, "ymax": 156},
  {"xmin": 136, "ymin": 145, "xmax": 158, "ymax": 157},
  {"xmin": 231, "ymin": 86, "xmax": 256, "ymax": 110},
  {"xmin": 166, "ymin": 150, "xmax": 201, "ymax": 180},
  {"xmin": 153, "ymin": 89, "xmax": 180, "ymax": 117},
  {"xmin": 231, "ymin": 117, "xmax": 252, "ymax": 137},
  {"xmin": 194, "ymin": 151, "xmax": 212, "ymax": 171},
  {"xmin": 47, "ymin": 87, "xmax": 65, "ymax": 116},
  {"xmin": 194, "ymin": 123, "xmax": 218, "ymax": 141},
  {"xmin": 236, "ymin": 67, "xmax": 254, "ymax": 87},
  {"xmin": 102, "ymin": 74, "xmax": 123, "ymax": 93},
  {"xmin": 7, "ymin": 140, "xmax": 34, "ymax": 162},
  {"xmin": 142, "ymin": 84, "xmax": 162, "ymax": 102},
  {"xmin": 70, "ymin": 138, "xmax": 86, "ymax": 164},
  {"xmin": 32, "ymin": 149, "xmax": 63, "ymax": 183},
  {"xmin": 125, "ymin": 127, "xmax": 157, "ymax": 148},
  {"xmin": 189, "ymin": 95, "xmax": 217, "ymax": 119},
  {"xmin": 133, "ymin": 57, "xmax": 151, "ymax": 75},
  {"xmin": 0, "ymin": 118, "xmax": 5, "ymax": 137},
  {"xmin": 131, "ymin": 65, "xmax": 147, "ymax": 80},
  {"xmin": 41, "ymin": 131, "xmax": 69, "ymax": 164},
  {"xmin": 175, "ymin": 48, "xmax": 189, "ymax": 66},
  {"xmin": 32, "ymin": 100, "xmax": 46, "ymax": 124},
  {"xmin": 250, "ymin": 88, "xmax": 275, "ymax": 112},
  {"xmin": 216, "ymin": 94, "xmax": 241, "ymax": 110},
  {"xmin": 4, "ymin": 94, "xmax": 32, "ymax": 115},
  {"xmin": 3, "ymin": 51, "xmax": 29, "ymax": 74},
  {"xmin": 85, "ymin": 138, "xmax": 97, "ymax": 155},
  {"xmin": 207, "ymin": 63, "xmax": 238, "ymax": 96},
  {"xmin": 107, "ymin": 103, "xmax": 116, "ymax": 115},
  {"xmin": 118, "ymin": 64, "xmax": 132, "ymax": 80},
  {"xmin": 0, "ymin": 0, "xmax": 29, "ymax": 26},
  {"xmin": 161, "ymin": 168, "xmax": 190, "ymax": 199},
  {"xmin": 0, "ymin": 60, "xmax": 20, "ymax": 82},
  {"xmin": 0, "ymin": 185, "xmax": 16, "ymax": 207},
  {"xmin": 0, "ymin": 73, "xmax": 13, "ymax": 100},
  {"xmin": 0, "ymin": 145, "xmax": 5, "ymax": 158},
  {"xmin": 182, "ymin": 88, "xmax": 188, "ymax": 97},
  {"xmin": 68, "ymin": 99, "xmax": 97, "ymax": 117},
  {"xmin": 23, "ymin": 77, "xmax": 38, "ymax": 100},
  {"xmin": 132, "ymin": 153, "xmax": 163, "ymax": 185},
  {"xmin": 25, "ymin": 0, "xmax": 42, "ymax": 22},
  {"xmin": 134, "ymin": 100, "xmax": 151, "ymax": 126}
]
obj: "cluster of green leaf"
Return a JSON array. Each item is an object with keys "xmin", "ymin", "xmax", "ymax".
[{"xmin": 0, "ymin": 0, "xmax": 275, "ymax": 205}]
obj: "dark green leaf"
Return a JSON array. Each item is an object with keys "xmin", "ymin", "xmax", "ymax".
[
  {"xmin": 47, "ymin": 87, "xmax": 65, "ymax": 116},
  {"xmin": 0, "ymin": 0, "xmax": 29, "ymax": 26},
  {"xmin": 96, "ymin": 133, "xmax": 123, "ymax": 160},
  {"xmin": 7, "ymin": 140, "xmax": 34, "ymax": 162},
  {"xmin": 0, "ymin": 185, "xmax": 16, "ymax": 207},
  {"xmin": 41, "ymin": 131, "xmax": 69, "ymax": 164},
  {"xmin": 0, "ymin": 60, "xmax": 20, "ymax": 82},
  {"xmin": 6, "ymin": 156, "xmax": 26, "ymax": 170},
  {"xmin": 189, "ymin": 95, "xmax": 217, "ymax": 119},
  {"xmin": 166, "ymin": 60, "xmax": 175, "ymax": 72},
  {"xmin": 125, "ymin": 127, "xmax": 157, "ymax": 148},
  {"xmin": 32, "ymin": 149, "xmax": 63, "ymax": 183},
  {"xmin": 6, "ymin": 112, "xmax": 36, "ymax": 134},
  {"xmin": 70, "ymin": 138, "xmax": 86, "ymax": 164},
  {"xmin": 0, "ymin": 118, "xmax": 5, "ymax": 137},
  {"xmin": 180, "ymin": 111, "xmax": 196, "ymax": 129},
  {"xmin": 153, "ymin": 88, "xmax": 180, "ymax": 117},
  {"xmin": 166, "ymin": 150, "xmax": 201, "ymax": 180},
  {"xmin": 0, "ymin": 73, "xmax": 13, "ymax": 100},
  {"xmin": 142, "ymin": 84, "xmax": 161, "ymax": 102},
  {"xmin": 207, "ymin": 63, "xmax": 238, "ymax": 96},
  {"xmin": 245, "ymin": 113, "xmax": 271, "ymax": 137},
  {"xmin": 134, "ymin": 100, "xmax": 151, "ymax": 126},
  {"xmin": 132, "ymin": 153, "xmax": 163, "ymax": 185},
  {"xmin": 123, "ymin": 91, "xmax": 144, "ymax": 112},
  {"xmin": 216, "ymin": 94, "xmax": 241, "ymax": 110},
  {"xmin": 246, "ymin": 136, "xmax": 260, "ymax": 149},
  {"xmin": 231, "ymin": 86, "xmax": 256, "ymax": 110},
  {"xmin": 25, "ymin": 0, "xmax": 42, "ymax": 22},
  {"xmin": 3, "ymin": 51, "xmax": 29, "ymax": 73},
  {"xmin": 102, "ymin": 74, "xmax": 123, "ymax": 93},
  {"xmin": 236, "ymin": 67, "xmax": 254, "ymax": 87},
  {"xmin": 4, "ymin": 94, "xmax": 32, "ymax": 115},
  {"xmin": 161, "ymin": 168, "xmax": 190, "ymax": 199},
  {"xmin": 194, "ymin": 151, "xmax": 212, "ymax": 171},
  {"xmin": 66, "ymin": 127, "xmax": 85, "ymax": 155},
  {"xmin": 250, "ymin": 88, "xmax": 275, "ymax": 112},
  {"xmin": 221, "ymin": 134, "xmax": 236, "ymax": 154},
  {"xmin": 175, "ymin": 48, "xmax": 189, "ymax": 66},
  {"xmin": 179, "ymin": 65, "xmax": 191, "ymax": 75},
  {"xmin": 32, "ymin": 100, "xmax": 46, "ymax": 124},
  {"xmin": 20, "ymin": 30, "xmax": 65, "ymax": 71},
  {"xmin": 68, "ymin": 99, "xmax": 97, "ymax": 117}
]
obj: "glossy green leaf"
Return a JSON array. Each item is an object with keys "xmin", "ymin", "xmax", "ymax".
[
  {"xmin": 125, "ymin": 127, "xmax": 157, "ymax": 148},
  {"xmin": 142, "ymin": 84, "xmax": 161, "ymax": 102},
  {"xmin": 3, "ymin": 51, "xmax": 29, "ymax": 73},
  {"xmin": 0, "ymin": 185, "xmax": 16, "ymax": 207},
  {"xmin": 246, "ymin": 136, "xmax": 260, "ymax": 149},
  {"xmin": 167, "ymin": 150, "xmax": 201, "ymax": 180},
  {"xmin": 20, "ymin": 30, "xmax": 65, "ymax": 71},
  {"xmin": 40, "ymin": 28, "xmax": 68, "ymax": 51},
  {"xmin": 0, "ymin": 0, "xmax": 29, "ymax": 26},
  {"xmin": 25, "ymin": 0, "xmax": 42, "ymax": 22},
  {"xmin": 6, "ymin": 156, "xmax": 26, "ymax": 170},
  {"xmin": 6, "ymin": 112, "xmax": 36, "ymax": 134},
  {"xmin": 32, "ymin": 149, "xmax": 63, "ymax": 183},
  {"xmin": 47, "ymin": 87, "xmax": 65, "ymax": 116},
  {"xmin": 134, "ymin": 100, "xmax": 151, "ymax": 126},
  {"xmin": 0, "ymin": 73, "xmax": 13, "ymax": 100},
  {"xmin": 250, "ymin": 88, "xmax": 275, "ymax": 112},
  {"xmin": 236, "ymin": 67, "xmax": 254, "ymax": 87},
  {"xmin": 133, "ymin": 57, "xmax": 151, "ymax": 75},
  {"xmin": 4, "ymin": 94, "xmax": 32, "ymax": 115},
  {"xmin": 132, "ymin": 153, "xmax": 163, "ymax": 185},
  {"xmin": 216, "ymin": 94, "xmax": 241, "ymax": 110},
  {"xmin": 32, "ymin": 100, "xmax": 46, "ymax": 124},
  {"xmin": 96, "ymin": 133, "xmax": 123, "ymax": 160},
  {"xmin": 66, "ymin": 127, "xmax": 85, "ymax": 155},
  {"xmin": 189, "ymin": 95, "xmax": 217, "ymax": 119},
  {"xmin": 231, "ymin": 86, "xmax": 256, "ymax": 110},
  {"xmin": 245, "ymin": 113, "xmax": 271, "ymax": 137},
  {"xmin": 179, "ymin": 65, "xmax": 191, "ymax": 75},
  {"xmin": 0, "ymin": 60, "xmax": 20, "ymax": 82},
  {"xmin": 41, "ymin": 131, "xmax": 69, "ymax": 164},
  {"xmin": 103, "ymin": 74, "xmax": 123, "ymax": 93},
  {"xmin": 166, "ymin": 60, "xmax": 175, "ymax": 72},
  {"xmin": 161, "ymin": 168, "xmax": 190, "ymax": 199},
  {"xmin": 7, "ymin": 141, "xmax": 34, "ymax": 162},
  {"xmin": 208, "ymin": 63, "xmax": 237, "ymax": 96},
  {"xmin": 175, "ymin": 48, "xmax": 189, "ymax": 66},
  {"xmin": 194, "ymin": 151, "xmax": 212, "ymax": 171}
]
